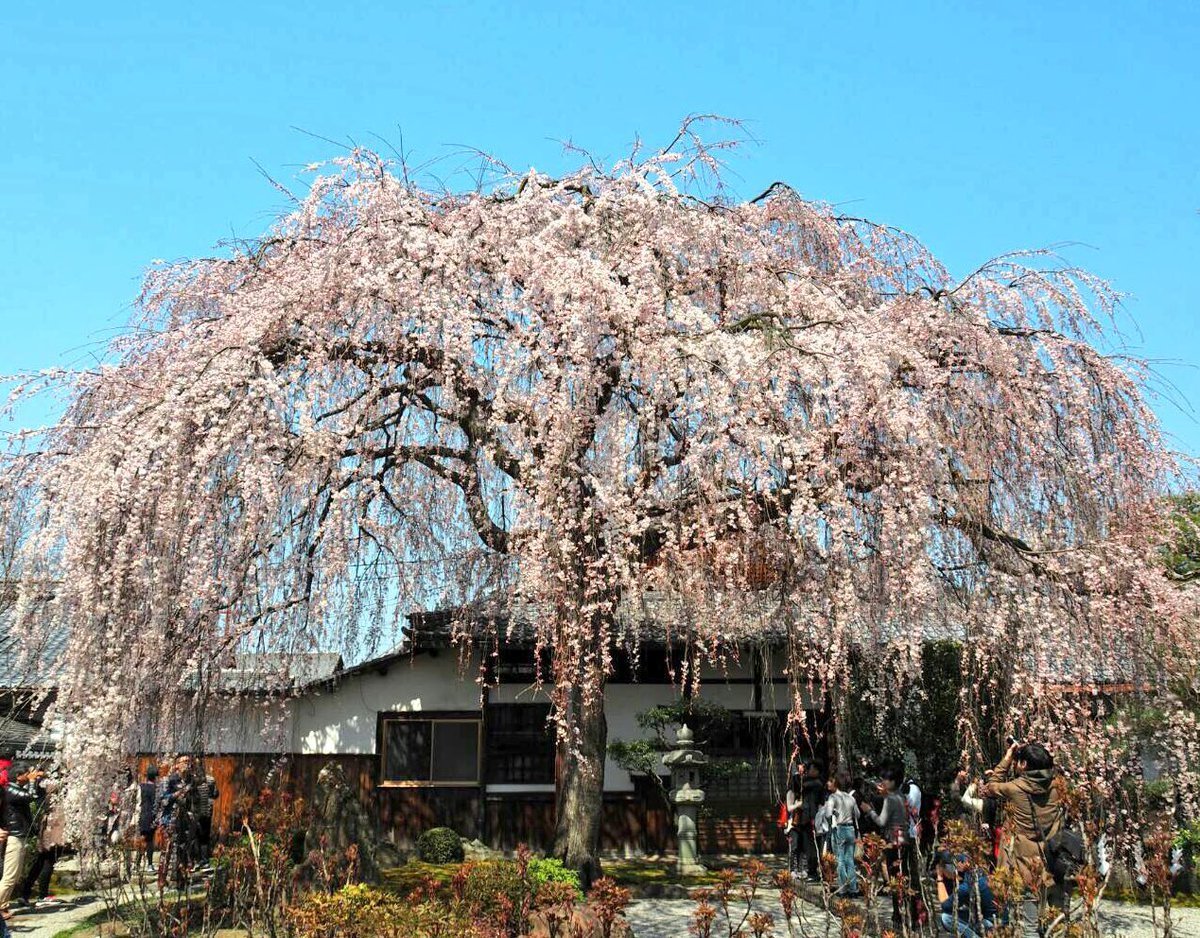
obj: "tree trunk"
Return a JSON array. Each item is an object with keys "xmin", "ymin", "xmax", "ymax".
[
  {"xmin": 830, "ymin": 692, "xmax": 849, "ymax": 773},
  {"xmin": 553, "ymin": 680, "xmax": 608, "ymax": 891}
]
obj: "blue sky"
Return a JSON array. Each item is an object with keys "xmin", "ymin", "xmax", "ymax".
[{"xmin": 2, "ymin": 2, "xmax": 1197, "ymax": 457}]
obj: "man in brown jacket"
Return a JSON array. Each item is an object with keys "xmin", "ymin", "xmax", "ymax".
[{"xmin": 983, "ymin": 741, "xmax": 1065, "ymax": 934}]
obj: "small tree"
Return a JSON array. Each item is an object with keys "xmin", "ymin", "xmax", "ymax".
[{"xmin": 607, "ymin": 696, "xmax": 752, "ymax": 803}]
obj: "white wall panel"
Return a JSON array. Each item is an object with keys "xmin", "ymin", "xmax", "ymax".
[{"xmin": 291, "ymin": 654, "xmax": 483, "ymax": 755}]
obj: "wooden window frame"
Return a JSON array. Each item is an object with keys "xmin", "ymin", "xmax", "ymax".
[
  {"xmin": 484, "ymin": 702, "xmax": 556, "ymax": 786},
  {"xmin": 376, "ymin": 711, "xmax": 482, "ymax": 788}
]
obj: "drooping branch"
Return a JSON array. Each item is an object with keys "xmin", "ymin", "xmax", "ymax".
[{"xmin": 1, "ymin": 130, "xmax": 1191, "ymax": 849}]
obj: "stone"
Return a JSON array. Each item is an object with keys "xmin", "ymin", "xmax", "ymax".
[
  {"xmin": 304, "ymin": 761, "xmax": 382, "ymax": 883},
  {"xmin": 462, "ymin": 837, "xmax": 503, "ymax": 861}
]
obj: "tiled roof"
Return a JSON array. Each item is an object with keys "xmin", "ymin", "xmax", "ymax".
[
  {"xmin": 212, "ymin": 652, "xmax": 344, "ymax": 691},
  {"xmin": 0, "ymin": 613, "xmax": 343, "ymax": 695},
  {"xmin": 393, "ymin": 591, "xmax": 1144, "ymax": 689},
  {"xmin": 406, "ymin": 590, "xmax": 966, "ymax": 649},
  {"xmin": 0, "ymin": 616, "xmax": 66, "ymax": 690},
  {"xmin": 0, "ymin": 716, "xmax": 55, "ymax": 758}
]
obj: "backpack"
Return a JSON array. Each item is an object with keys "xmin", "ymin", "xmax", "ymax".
[{"xmin": 1027, "ymin": 792, "xmax": 1085, "ymax": 884}]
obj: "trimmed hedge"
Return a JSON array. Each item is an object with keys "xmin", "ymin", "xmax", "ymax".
[{"xmin": 415, "ymin": 827, "xmax": 464, "ymax": 864}]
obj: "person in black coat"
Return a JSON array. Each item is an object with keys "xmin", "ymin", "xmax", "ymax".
[
  {"xmin": 0, "ymin": 763, "xmax": 43, "ymax": 911},
  {"xmin": 798, "ymin": 763, "xmax": 828, "ymax": 881},
  {"xmin": 138, "ymin": 764, "xmax": 161, "ymax": 872}
]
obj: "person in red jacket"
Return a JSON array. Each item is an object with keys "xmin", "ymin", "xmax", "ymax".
[{"xmin": 0, "ymin": 750, "xmax": 13, "ymax": 883}]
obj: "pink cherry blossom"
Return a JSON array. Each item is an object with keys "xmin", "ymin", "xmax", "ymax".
[{"xmin": 1, "ymin": 120, "xmax": 1194, "ymax": 870}]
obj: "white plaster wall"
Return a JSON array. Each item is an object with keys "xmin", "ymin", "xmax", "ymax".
[
  {"xmin": 694, "ymin": 681, "xmax": 757, "ymax": 712},
  {"xmin": 483, "ymin": 674, "xmax": 805, "ymax": 791},
  {"xmin": 208, "ymin": 699, "xmax": 293, "ymax": 753},
  {"xmin": 696, "ymin": 646, "xmax": 812, "ymax": 712},
  {"xmin": 209, "ymin": 645, "xmax": 814, "ymax": 786},
  {"xmin": 602, "ymin": 683, "xmax": 685, "ymax": 791},
  {"xmin": 476, "ymin": 680, "xmax": 682, "ymax": 790},
  {"xmin": 465, "ymin": 679, "xmax": 682, "ymax": 791},
  {"xmin": 290, "ymin": 653, "xmax": 483, "ymax": 755}
]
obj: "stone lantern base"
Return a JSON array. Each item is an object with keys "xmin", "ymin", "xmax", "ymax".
[{"xmin": 672, "ymin": 790, "xmax": 707, "ymax": 875}]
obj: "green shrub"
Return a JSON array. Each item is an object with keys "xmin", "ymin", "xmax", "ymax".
[
  {"xmin": 383, "ymin": 859, "xmax": 459, "ymax": 895},
  {"xmin": 454, "ymin": 856, "xmax": 581, "ymax": 935},
  {"xmin": 528, "ymin": 857, "xmax": 582, "ymax": 894},
  {"xmin": 415, "ymin": 826, "xmax": 464, "ymax": 863},
  {"xmin": 1176, "ymin": 820, "xmax": 1200, "ymax": 851},
  {"xmin": 374, "ymin": 851, "xmax": 622, "ymax": 938}
]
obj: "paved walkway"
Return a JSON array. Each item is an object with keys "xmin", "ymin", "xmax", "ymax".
[
  {"xmin": 3, "ymin": 897, "xmax": 105, "ymax": 938},
  {"xmin": 625, "ymin": 891, "xmax": 1200, "ymax": 938},
  {"xmin": 627, "ymin": 892, "xmax": 839, "ymax": 938}
]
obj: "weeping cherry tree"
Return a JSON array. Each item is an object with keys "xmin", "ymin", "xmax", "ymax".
[{"xmin": 3, "ymin": 119, "xmax": 1196, "ymax": 881}]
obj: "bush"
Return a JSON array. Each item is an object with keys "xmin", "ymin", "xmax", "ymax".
[
  {"xmin": 528, "ymin": 856, "xmax": 582, "ymax": 894},
  {"xmin": 458, "ymin": 858, "xmax": 528, "ymax": 920},
  {"xmin": 207, "ymin": 788, "xmax": 314, "ymax": 936},
  {"xmin": 449, "ymin": 851, "xmax": 578, "ymax": 934},
  {"xmin": 415, "ymin": 826, "xmax": 464, "ymax": 863},
  {"xmin": 291, "ymin": 850, "xmax": 628, "ymax": 938},
  {"xmin": 1176, "ymin": 819, "xmax": 1200, "ymax": 851},
  {"xmin": 288, "ymin": 883, "xmax": 473, "ymax": 938}
]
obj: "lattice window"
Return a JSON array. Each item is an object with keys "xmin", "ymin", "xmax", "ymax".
[{"xmin": 486, "ymin": 704, "xmax": 555, "ymax": 785}]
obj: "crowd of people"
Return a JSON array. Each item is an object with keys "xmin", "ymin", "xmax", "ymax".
[
  {"xmin": 0, "ymin": 737, "xmax": 1124, "ymax": 938},
  {"xmin": 115, "ymin": 756, "xmax": 221, "ymax": 886},
  {"xmin": 0, "ymin": 749, "xmax": 220, "ymax": 935},
  {"xmin": 782, "ymin": 740, "xmax": 1070, "ymax": 938}
]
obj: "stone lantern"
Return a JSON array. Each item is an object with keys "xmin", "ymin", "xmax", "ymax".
[{"xmin": 662, "ymin": 723, "xmax": 708, "ymax": 875}]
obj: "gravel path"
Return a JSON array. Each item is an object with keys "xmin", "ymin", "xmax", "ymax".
[{"xmin": 625, "ymin": 892, "xmax": 1200, "ymax": 938}]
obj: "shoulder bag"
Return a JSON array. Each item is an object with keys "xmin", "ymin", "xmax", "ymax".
[{"xmin": 1026, "ymin": 791, "xmax": 1085, "ymax": 884}]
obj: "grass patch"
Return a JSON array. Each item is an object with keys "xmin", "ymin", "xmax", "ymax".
[
  {"xmin": 48, "ymin": 887, "xmax": 217, "ymax": 938},
  {"xmin": 381, "ymin": 860, "xmax": 462, "ymax": 895},
  {"xmin": 382, "ymin": 857, "xmax": 724, "ymax": 894},
  {"xmin": 49, "ymin": 907, "xmax": 110, "ymax": 938},
  {"xmin": 602, "ymin": 858, "xmax": 722, "ymax": 888},
  {"xmin": 1103, "ymin": 888, "xmax": 1200, "ymax": 909}
]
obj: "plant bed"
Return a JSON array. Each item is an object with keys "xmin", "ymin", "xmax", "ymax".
[{"xmin": 322, "ymin": 851, "xmax": 630, "ymax": 938}]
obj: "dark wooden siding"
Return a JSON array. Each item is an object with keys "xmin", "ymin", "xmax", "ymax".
[
  {"xmin": 700, "ymin": 804, "xmax": 782, "ymax": 854},
  {"xmin": 151, "ymin": 752, "xmax": 781, "ymax": 856},
  {"xmin": 484, "ymin": 781, "xmax": 676, "ymax": 855}
]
